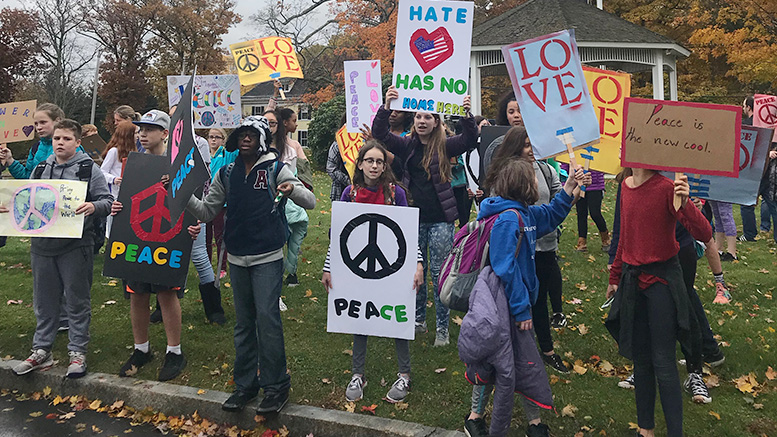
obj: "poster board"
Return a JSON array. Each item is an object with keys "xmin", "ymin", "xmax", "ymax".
[
  {"xmin": 0, "ymin": 180, "xmax": 87, "ymax": 238},
  {"xmin": 391, "ymin": 0, "xmax": 474, "ymax": 116},
  {"xmin": 336, "ymin": 125, "xmax": 364, "ymax": 179},
  {"xmin": 344, "ymin": 60, "xmax": 383, "ymax": 133},
  {"xmin": 502, "ymin": 30, "xmax": 600, "ymax": 159},
  {"xmin": 103, "ymin": 152, "xmax": 196, "ymax": 287},
  {"xmin": 229, "ymin": 37, "xmax": 303, "ymax": 87},
  {"xmin": 555, "ymin": 67, "xmax": 630, "ymax": 174},
  {"xmin": 327, "ymin": 202, "xmax": 419, "ymax": 340},
  {"xmin": 478, "ymin": 125, "xmax": 511, "ymax": 176},
  {"xmin": 81, "ymin": 134, "xmax": 107, "ymax": 162},
  {"xmin": 0, "ymin": 100, "xmax": 37, "ymax": 143},
  {"xmin": 621, "ymin": 98, "xmax": 741, "ymax": 177},
  {"xmin": 167, "ymin": 75, "xmax": 241, "ymax": 128},
  {"xmin": 753, "ymin": 94, "xmax": 777, "ymax": 142}
]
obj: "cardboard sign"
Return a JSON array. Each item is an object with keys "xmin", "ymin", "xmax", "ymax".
[
  {"xmin": 621, "ymin": 98, "xmax": 741, "ymax": 177},
  {"xmin": 327, "ymin": 202, "xmax": 419, "ymax": 340},
  {"xmin": 753, "ymin": 94, "xmax": 777, "ymax": 142},
  {"xmin": 555, "ymin": 67, "xmax": 630, "ymax": 174},
  {"xmin": 167, "ymin": 74, "xmax": 210, "ymax": 221},
  {"xmin": 336, "ymin": 125, "xmax": 364, "ymax": 179},
  {"xmin": 0, "ymin": 180, "xmax": 87, "ymax": 238},
  {"xmin": 391, "ymin": 0, "xmax": 474, "ymax": 116},
  {"xmin": 81, "ymin": 134, "xmax": 107, "ymax": 161},
  {"xmin": 103, "ymin": 152, "xmax": 196, "ymax": 287},
  {"xmin": 229, "ymin": 37, "xmax": 303, "ymax": 87},
  {"xmin": 0, "ymin": 100, "xmax": 36, "ymax": 143},
  {"xmin": 502, "ymin": 30, "xmax": 600, "ymax": 159},
  {"xmin": 344, "ymin": 60, "xmax": 383, "ymax": 133},
  {"xmin": 167, "ymin": 75, "xmax": 241, "ymax": 128}
]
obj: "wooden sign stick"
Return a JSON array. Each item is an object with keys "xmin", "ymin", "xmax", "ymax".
[
  {"xmin": 556, "ymin": 127, "xmax": 586, "ymax": 193},
  {"xmin": 673, "ymin": 172, "xmax": 684, "ymax": 211},
  {"xmin": 270, "ymin": 73, "xmax": 286, "ymax": 99}
]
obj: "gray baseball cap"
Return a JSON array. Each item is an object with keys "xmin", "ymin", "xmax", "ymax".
[{"xmin": 133, "ymin": 110, "xmax": 170, "ymax": 130}]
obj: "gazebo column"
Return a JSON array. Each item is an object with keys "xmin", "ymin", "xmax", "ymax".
[
  {"xmin": 652, "ymin": 50, "xmax": 665, "ymax": 100},
  {"xmin": 668, "ymin": 58, "xmax": 678, "ymax": 101},
  {"xmin": 469, "ymin": 52, "xmax": 482, "ymax": 116}
]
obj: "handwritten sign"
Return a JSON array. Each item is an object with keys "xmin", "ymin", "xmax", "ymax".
[
  {"xmin": 327, "ymin": 202, "xmax": 419, "ymax": 340},
  {"xmin": 81, "ymin": 134, "xmax": 108, "ymax": 162},
  {"xmin": 555, "ymin": 67, "xmax": 630, "ymax": 174},
  {"xmin": 229, "ymin": 37, "xmax": 303, "ymax": 87},
  {"xmin": 344, "ymin": 60, "xmax": 383, "ymax": 133},
  {"xmin": 391, "ymin": 0, "xmax": 474, "ymax": 116},
  {"xmin": 0, "ymin": 100, "xmax": 37, "ymax": 143},
  {"xmin": 753, "ymin": 94, "xmax": 777, "ymax": 142},
  {"xmin": 336, "ymin": 125, "xmax": 364, "ymax": 179},
  {"xmin": 502, "ymin": 30, "xmax": 599, "ymax": 159},
  {"xmin": 167, "ymin": 75, "xmax": 241, "ymax": 128},
  {"xmin": 0, "ymin": 179, "xmax": 87, "ymax": 238},
  {"xmin": 622, "ymin": 98, "xmax": 741, "ymax": 177}
]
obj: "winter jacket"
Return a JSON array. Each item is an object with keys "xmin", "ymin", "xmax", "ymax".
[
  {"xmin": 8, "ymin": 138, "xmax": 85, "ymax": 179},
  {"xmin": 458, "ymin": 267, "xmax": 554, "ymax": 437}
]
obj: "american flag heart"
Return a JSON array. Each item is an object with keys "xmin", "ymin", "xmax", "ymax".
[{"xmin": 409, "ymin": 27, "xmax": 455, "ymax": 74}]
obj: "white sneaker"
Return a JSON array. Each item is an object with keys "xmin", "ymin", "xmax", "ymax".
[
  {"xmin": 618, "ymin": 373, "xmax": 635, "ymax": 389},
  {"xmin": 13, "ymin": 349, "xmax": 54, "ymax": 375},
  {"xmin": 279, "ymin": 298, "xmax": 288, "ymax": 312},
  {"xmin": 385, "ymin": 373, "xmax": 410, "ymax": 403},
  {"xmin": 684, "ymin": 373, "xmax": 712, "ymax": 404},
  {"xmin": 345, "ymin": 374, "xmax": 366, "ymax": 402},
  {"xmin": 66, "ymin": 351, "xmax": 87, "ymax": 379},
  {"xmin": 433, "ymin": 330, "xmax": 450, "ymax": 347}
]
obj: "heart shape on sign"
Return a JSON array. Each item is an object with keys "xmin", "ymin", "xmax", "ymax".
[
  {"xmin": 22, "ymin": 125, "xmax": 34, "ymax": 137},
  {"xmin": 409, "ymin": 27, "xmax": 454, "ymax": 74}
]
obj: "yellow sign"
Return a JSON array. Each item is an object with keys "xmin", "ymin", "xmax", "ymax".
[
  {"xmin": 0, "ymin": 180, "xmax": 88, "ymax": 238},
  {"xmin": 556, "ymin": 67, "xmax": 630, "ymax": 175},
  {"xmin": 230, "ymin": 37, "xmax": 304, "ymax": 87},
  {"xmin": 335, "ymin": 125, "xmax": 363, "ymax": 179}
]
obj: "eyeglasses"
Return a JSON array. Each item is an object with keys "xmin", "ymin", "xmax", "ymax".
[
  {"xmin": 268, "ymin": 121, "xmax": 278, "ymax": 127},
  {"xmin": 363, "ymin": 158, "xmax": 385, "ymax": 166},
  {"xmin": 208, "ymin": 135, "xmax": 224, "ymax": 140}
]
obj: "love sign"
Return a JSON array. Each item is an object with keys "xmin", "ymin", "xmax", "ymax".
[
  {"xmin": 502, "ymin": 30, "xmax": 600, "ymax": 159},
  {"xmin": 0, "ymin": 100, "xmax": 36, "ymax": 143},
  {"xmin": 229, "ymin": 37, "xmax": 304, "ymax": 87},
  {"xmin": 335, "ymin": 125, "xmax": 364, "ymax": 179},
  {"xmin": 391, "ymin": 0, "xmax": 474, "ymax": 116},
  {"xmin": 344, "ymin": 60, "xmax": 383, "ymax": 134}
]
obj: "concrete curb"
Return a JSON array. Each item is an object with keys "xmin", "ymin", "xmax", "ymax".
[{"xmin": 0, "ymin": 359, "xmax": 463, "ymax": 437}]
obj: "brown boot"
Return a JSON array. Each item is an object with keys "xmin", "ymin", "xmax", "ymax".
[
  {"xmin": 601, "ymin": 230, "xmax": 611, "ymax": 252},
  {"xmin": 575, "ymin": 237, "xmax": 587, "ymax": 252}
]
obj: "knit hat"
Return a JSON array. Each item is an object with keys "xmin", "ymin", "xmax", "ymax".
[{"xmin": 226, "ymin": 116, "xmax": 272, "ymax": 154}]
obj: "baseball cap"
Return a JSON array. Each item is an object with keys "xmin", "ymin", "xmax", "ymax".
[{"xmin": 134, "ymin": 110, "xmax": 170, "ymax": 130}]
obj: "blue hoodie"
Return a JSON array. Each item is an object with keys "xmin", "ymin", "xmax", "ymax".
[
  {"xmin": 8, "ymin": 138, "xmax": 86, "ymax": 179},
  {"xmin": 477, "ymin": 191, "xmax": 574, "ymax": 321}
]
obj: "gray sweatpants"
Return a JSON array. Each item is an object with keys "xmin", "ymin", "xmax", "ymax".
[
  {"xmin": 31, "ymin": 247, "xmax": 93, "ymax": 353},
  {"xmin": 471, "ymin": 384, "xmax": 541, "ymax": 422},
  {"xmin": 352, "ymin": 334, "xmax": 411, "ymax": 376}
]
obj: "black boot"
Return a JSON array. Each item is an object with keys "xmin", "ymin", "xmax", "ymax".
[{"xmin": 199, "ymin": 282, "xmax": 226, "ymax": 326}]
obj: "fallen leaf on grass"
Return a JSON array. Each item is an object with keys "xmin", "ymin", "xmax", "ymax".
[
  {"xmin": 342, "ymin": 349, "xmax": 353, "ymax": 356},
  {"xmin": 766, "ymin": 366, "xmax": 776, "ymax": 380},
  {"xmin": 758, "ymin": 268, "xmax": 769, "ymax": 274},
  {"xmin": 561, "ymin": 404, "xmax": 578, "ymax": 417},
  {"xmin": 6, "ymin": 300, "xmax": 22, "ymax": 305},
  {"xmin": 573, "ymin": 360, "xmax": 587, "ymax": 375},
  {"xmin": 380, "ymin": 378, "xmax": 387, "ymax": 387},
  {"xmin": 451, "ymin": 315, "xmax": 463, "ymax": 326},
  {"xmin": 304, "ymin": 289, "xmax": 313, "ymax": 297},
  {"xmin": 733, "ymin": 373, "xmax": 759, "ymax": 393},
  {"xmin": 361, "ymin": 404, "xmax": 378, "ymax": 414},
  {"xmin": 599, "ymin": 360, "xmax": 615, "ymax": 374},
  {"xmin": 628, "ymin": 422, "xmax": 639, "ymax": 430},
  {"xmin": 754, "ymin": 403, "xmax": 764, "ymax": 410},
  {"xmin": 394, "ymin": 402, "xmax": 409, "ymax": 411},
  {"xmin": 321, "ymin": 378, "xmax": 331, "ymax": 384},
  {"xmin": 705, "ymin": 374, "xmax": 720, "ymax": 388},
  {"xmin": 577, "ymin": 324, "xmax": 589, "ymax": 335},
  {"xmin": 344, "ymin": 402, "xmax": 356, "ymax": 413},
  {"xmin": 434, "ymin": 368, "xmax": 447, "ymax": 374},
  {"xmin": 709, "ymin": 411, "xmax": 721, "ymax": 420}
]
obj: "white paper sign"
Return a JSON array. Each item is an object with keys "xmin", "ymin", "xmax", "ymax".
[
  {"xmin": 167, "ymin": 75, "xmax": 242, "ymax": 128},
  {"xmin": 327, "ymin": 202, "xmax": 419, "ymax": 340},
  {"xmin": 391, "ymin": 0, "xmax": 474, "ymax": 117},
  {"xmin": 344, "ymin": 60, "xmax": 383, "ymax": 133}
]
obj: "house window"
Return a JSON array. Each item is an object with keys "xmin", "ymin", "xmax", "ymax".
[
  {"xmin": 299, "ymin": 105, "xmax": 311, "ymax": 120},
  {"xmin": 298, "ymin": 130, "xmax": 308, "ymax": 147},
  {"xmin": 251, "ymin": 105, "xmax": 265, "ymax": 115}
]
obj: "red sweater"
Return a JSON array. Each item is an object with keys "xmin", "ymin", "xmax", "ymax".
[{"xmin": 609, "ymin": 173, "xmax": 713, "ymax": 286}]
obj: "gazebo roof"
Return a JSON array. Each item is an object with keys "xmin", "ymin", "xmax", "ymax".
[{"xmin": 472, "ymin": 0, "xmax": 689, "ymax": 56}]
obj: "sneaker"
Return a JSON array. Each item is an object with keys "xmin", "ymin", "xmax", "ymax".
[
  {"xmin": 719, "ymin": 252, "xmax": 737, "ymax": 262},
  {"xmin": 704, "ymin": 349, "xmax": 726, "ymax": 367},
  {"xmin": 66, "ymin": 351, "xmax": 87, "ymax": 379},
  {"xmin": 222, "ymin": 390, "xmax": 258, "ymax": 412},
  {"xmin": 526, "ymin": 422, "xmax": 550, "ymax": 437},
  {"xmin": 345, "ymin": 374, "xmax": 366, "ymax": 402},
  {"xmin": 712, "ymin": 283, "xmax": 731, "ymax": 304},
  {"xmin": 279, "ymin": 297, "xmax": 288, "ymax": 312},
  {"xmin": 219, "ymin": 270, "xmax": 227, "ymax": 279},
  {"xmin": 463, "ymin": 415, "xmax": 489, "ymax": 437},
  {"xmin": 414, "ymin": 321, "xmax": 428, "ymax": 335},
  {"xmin": 119, "ymin": 349, "xmax": 153, "ymax": 377},
  {"xmin": 284, "ymin": 274, "xmax": 299, "ymax": 287},
  {"xmin": 158, "ymin": 352, "xmax": 187, "ymax": 381},
  {"xmin": 433, "ymin": 330, "xmax": 449, "ymax": 347},
  {"xmin": 256, "ymin": 390, "xmax": 289, "ymax": 413},
  {"xmin": 550, "ymin": 312, "xmax": 567, "ymax": 329},
  {"xmin": 684, "ymin": 373, "xmax": 712, "ymax": 404},
  {"xmin": 150, "ymin": 307, "xmax": 163, "ymax": 324},
  {"xmin": 13, "ymin": 349, "xmax": 54, "ymax": 375},
  {"xmin": 385, "ymin": 373, "xmax": 410, "ymax": 403},
  {"xmin": 738, "ymin": 234, "xmax": 756, "ymax": 242},
  {"xmin": 618, "ymin": 373, "xmax": 635, "ymax": 389},
  {"xmin": 542, "ymin": 353, "xmax": 569, "ymax": 374}
]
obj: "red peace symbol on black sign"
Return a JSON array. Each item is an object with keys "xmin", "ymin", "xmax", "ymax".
[
  {"xmin": 339, "ymin": 213, "xmax": 407, "ymax": 279},
  {"xmin": 759, "ymin": 104, "xmax": 777, "ymax": 125},
  {"xmin": 130, "ymin": 182, "xmax": 184, "ymax": 243}
]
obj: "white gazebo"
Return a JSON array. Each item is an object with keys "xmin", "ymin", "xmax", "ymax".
[{"xmin": 468, "ymin": 0, "xmax": 690, "ymax": 115}]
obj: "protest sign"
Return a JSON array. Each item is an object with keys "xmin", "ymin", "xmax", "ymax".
[
  {"xmin": 555, "ymin": 67, "xmax": 630, "ymax": 174},
  {"xmin": 81, "ymin": 134, "xmax": 107, "ymax": 162},
  {"xmin": 502, "ymin": 30, "xmax": 600, "ymax": 159},
  {"xmin": 327, "ymin": 202, "xmax": 419, "ymax": 340},
  {"xmin": 230, "ymin": 37, "xmax": 303, "ymax": 87},
  {"xmin": 0, "ymin": 100, "xmax": 36, "ymax": 143},
  {"xmin": 103, "ymin": 152, "xmax": 196, "ymax": 287},
  {"xmin": 344, "ymin": 60, "xmax": 383, "ymax": 133},
  {"xmin": 478, "ymin": 125, "xmax": 511, "ymax": 176},
  {"xmin": 167, "ymin": 75, "xmax": 241, "ymax": 128},
  {"xmin": 0, "ymin": 179, "xmax": 87, "ymax": 238},
  {"xmin": 622, "ymin": 98, "xmax": 741, "ymax": 177},
  {"xmin": 336, "ymin": 125, "xmax": 364, "ymax": 179},
  {"xmin": 753, "ymin": 94, "xmax": 777, "ymax": 142},
  {"xmin": 167, "ymin": 74, "xmax": 210, "ymax": 221},
  {"xmin": 391, "ymin": 0, "xmax": 474, "ymax": 116}
]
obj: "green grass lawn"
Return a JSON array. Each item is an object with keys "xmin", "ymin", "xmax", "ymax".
[{"xmin": 1, "ymin": 172, "xmax": 775, "ymax": 436}]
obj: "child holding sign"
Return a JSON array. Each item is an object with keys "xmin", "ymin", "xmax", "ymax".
[{"xmin": 321, "ymin": 141, "xmax": 424, "ymax": 404}]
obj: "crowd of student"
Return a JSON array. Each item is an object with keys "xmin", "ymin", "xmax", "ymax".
[{"xmin": 0, "ymin": 90, "xmax": 772, "ymax": 437}]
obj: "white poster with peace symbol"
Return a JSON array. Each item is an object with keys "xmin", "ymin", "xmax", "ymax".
[
  {"xmin": 328, "ymin": 202, "xmax": 419, "ymax": 340},
  {"xmin": 0, "ymin": 180, "xmax": 87, "ymax": 238}
]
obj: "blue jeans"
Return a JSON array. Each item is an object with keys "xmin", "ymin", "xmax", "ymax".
[
  {"xmin": 230, "ymin": 259, "xmax": 290, "ymax": 395},
  {"xmin": 741, "ymin": 205, "xmax": 757, "ymax": 240},
  {"xmin": 191, "ymin": 223, "xmax": 215, "ymax": 284},
  {"xmin": 415, "ymin": 222, "xmax": 454, "ymax": 334},
  {"xmin": 761, "ymin": 200, "xmax": 772, "ymax": 232},
  {"xmin": 764, "ymin": 200, "xmax": 777, "ymax": 243}
]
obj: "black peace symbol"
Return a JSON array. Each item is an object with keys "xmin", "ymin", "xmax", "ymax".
[
  {"xmin": 237, "ymin": 53, "xmax": 260, "ymax": 73},
  {"xmin": 339, "ymin": 213, "xmax": 407, "ymax": 279}
]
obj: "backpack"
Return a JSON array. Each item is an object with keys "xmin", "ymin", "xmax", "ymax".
[{"xmin": 439, "ymin": 208, "xmax": 524, "ymax": 312}]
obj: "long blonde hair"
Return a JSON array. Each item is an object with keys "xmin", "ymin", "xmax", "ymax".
[{"xmin": 412, "ymin": 113, "xmax": 451, "ymax": 183}]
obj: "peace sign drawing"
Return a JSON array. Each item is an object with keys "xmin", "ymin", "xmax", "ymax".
[
  {"xmin": 11, "ymin": 183, "xmax": 59, "ymax": 233},
  {"xmin": 237, "ymin": 53, "xmax": 260, "ymax": 73},
  {"xmin": 758, "ymin": 103, "xmax": 777, "ymax": 125},
  {"xmin": 339, "ymin": 213, "xmax": 407, "ymax": 279}
]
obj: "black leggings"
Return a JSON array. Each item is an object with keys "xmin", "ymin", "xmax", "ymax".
[
  {"xmin": 633, "ymin": 282, "xmax": 683, "ymax": 436},
  {"xmin": 532, "ymin": 251, "xmax": 563, "ymax": 353},
  {"xmin": 677, "ymin": 244, "xmax": 719, "ymax": 373},
  {"xmin": 576, "ymin": 190, "xmax": 608, "ymax": 237},
  {"xmin": 453, "ymin": 186, "xmax": 473, "ymax": 229}
]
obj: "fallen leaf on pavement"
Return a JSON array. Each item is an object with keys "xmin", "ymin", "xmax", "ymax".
[
  {"xmin": 196, "ymin": 389, "xmax": 206, "ymax": 395},
  {"xmin": 29, "ymin": 411, "xmax": 42, "ymax": 417},
  {"xmin": 42, "ymin": 386, "xmax": 51, "ymax": 397},
  {"xmin": 88, "ymin": 400, "xmax": 101, "ymax": 410},
  {"xmin": 45, "ymin": 413, "xmax": 57, "ymax": 419}
]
